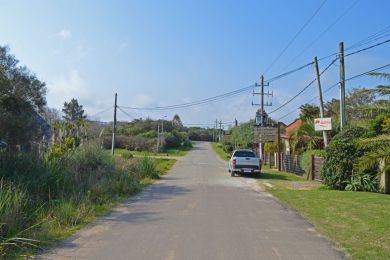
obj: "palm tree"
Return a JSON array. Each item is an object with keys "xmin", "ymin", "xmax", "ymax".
[
  {"xmin": 357, "ymin": 73, "xmax": 390, "ymax": 193},
  {"xmin": 289, "ymin": 122, "xmax": 323, "ymax": 154}
]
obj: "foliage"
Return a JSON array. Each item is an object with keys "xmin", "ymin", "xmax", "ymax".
[
  {"xmin": 300, "ymin": 149, "xmax": 326, "ymax": 176},
  {"xmin": 289, "ymin": 122, "xmax": 323, "ymax": 154},
  {"xmin": 103, "ymin": 135, "xmax": 157, "ymax": 152},
  {"xmin": 230, "ymin": 120, "xmax": 255, "ymax": 147},
  {"xmin": 136, "ymin": 156, "xmax": 158, "ymax": 179},
  {"xmin": 0, "ymin": 142, "xmax": 171, "ymax": 256},
  {"xmin": 299, "ymin": 104, "xmax": 319, "ymax": 122},
  {"xmin": 116, "ymin": 117, "xmax": 190, "ymax": 150},
  {"xmin": 345, "ymin": 172, "xmax": 379, "ymax": 192},
  {"xmin": 211, "ymin": 143, "xmax": 230, "ymax": 161},
  {"xmin": 0, "ymin": 46, "xmax": 47, "ymax": 150},
  {"xmin": 62, "ymin": 98, "xmax": 86, "ymax": 123},
  {"xmin": 172, "ymin": 114, "xmax": 183, "ymax": 129},
  {"xmin": 164, "ymin": 130, "xmax": 188, "ymax": 149},
  {"xmin": 187, "ymin": 127, "xmax": 214, "ymax": 142},
  {"xmin": 357, "ymin": 134, "xmax": 390, "ymax": 174},
  {"xmin": 320, "ymin": 127, "xmax": 367, "ymax": 189}
]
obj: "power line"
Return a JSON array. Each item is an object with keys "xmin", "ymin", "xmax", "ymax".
[
  {"xmin": 346, "ymin": 25, "xmax": 390, "ymax": 51},
  {"xmin": 267, "ymin": 35, "xmax": 390, "ymax": 84},
  {"xmin": 276, "ymin": 63, "xmax": 390, "ymax": 121},
  {"xmin": 345, "ymin": 38, "xmax": 390, "ymax": 57},
  {"xmin": 117, "ymin": 106, "xmax": 136, "ymax": 121},
  {"xmin": 120, "ymin": 84, "xmax": 255, "ymax": 111},
  {"xmin": 118, "ymin": 36, "xmax": 389, "ymax": 112},
  {"xmin": 87, "ymin": 106, "xmax": 113, "ymax": 118},
  {"xmin": 279, "ymin": 0, "xmax": 360, "ymax": 72},
  {"xmin": 269, "ymin": 57, "xmax": 338, "ymax": 115},
  {"xmin": 262, "ymin": 0, "xmax": 328, "ymax": 75}
]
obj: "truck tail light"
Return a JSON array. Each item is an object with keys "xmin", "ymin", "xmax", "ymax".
[
  {"xmin": 232, "ymin": 159, "xmax": 236, "ymax": 167},
  {"xmin": 259, "ymin": 158, "xmax": 262, "ymax": 165}
]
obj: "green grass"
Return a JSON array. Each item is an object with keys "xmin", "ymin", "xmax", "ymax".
[
  {"xmin": 211, "ymin": 143, "xmax": 230, "ymax": 161},
  {"xmin": 155, "ymin": 158, "xmax": 176, "ymax": 175},
  {"xmin": 261, "ymin": 171, "xmax": 390, "ymax": 260},
  {"xmin": 112, "ymin": 146, "xmax": 191, "ymax": 157}
]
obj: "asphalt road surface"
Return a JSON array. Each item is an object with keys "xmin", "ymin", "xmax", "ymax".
[{"xmin": 41, "ymin": 142, "xmax": 345, "ymax": 260}]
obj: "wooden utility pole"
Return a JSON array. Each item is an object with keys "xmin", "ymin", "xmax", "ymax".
[
  {"xmin": 277, "ymin": 122, "xmax": 282, "ymax": 171},
  {"xmin": 259, "ymin": 75, "xmax": 265, "ymax": 159},
  {"xmin": 339, "ymin": 42, "xmax": 346, "ymax": 129},
  {"xmin": 111, "ymin": 93, "xmax": 117, "ymax": 156},
  {"xmin": 156, "ymin": 124, "xmax": 160, "ymax": 151},
  {"xmin": 314, "ymin": 56, "xmax": 328, "ymax": 147},
  {"xmin": 219, "ymin": 120, "xmax": 222, "ymax": 142}
]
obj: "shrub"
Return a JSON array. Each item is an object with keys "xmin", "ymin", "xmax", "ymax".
[
  {"xmin": 321, "ymin": 127, "xmax": 367, "ymax": 189},
  {"xmin": 102, "ymin": 135, "xmax": 157, "ymax": 152},
  {"xmin": 136, "ymin": 156, "xmax": 158, "ymax": 179},
  {"xmin": 345, "ymin": 172, "xmax": 379, "ymax": 192}
]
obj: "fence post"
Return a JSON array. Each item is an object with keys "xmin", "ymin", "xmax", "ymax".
[{"xmin": 311, "ymin": 155, "xmax": 315, "ymax": 180}]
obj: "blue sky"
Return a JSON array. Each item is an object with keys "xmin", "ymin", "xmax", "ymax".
[{"xmin": 0, "ymin": 0, "xmax": 389, "ymax": 127}]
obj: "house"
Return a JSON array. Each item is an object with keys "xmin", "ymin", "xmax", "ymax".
[{"xmin": 280, "ymin": 119, "xmax": 302, "ymax": 154}]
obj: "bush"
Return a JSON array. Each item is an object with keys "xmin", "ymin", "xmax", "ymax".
[
  {"xmin": 0, "ymin": 141, "xmax": 160, "ymax": 256},
  {"xmin": 103, "ymin": 135, "xmax": 157, "ymax": 152},
  {"xmin": 136, "ymin": 156, "xmax": 158, "ymax": 179},
  {"xmin": 321, "ymin": 127, "xmax": 367, "ymax": 189},
  {"xmin": 345, "ymin": 172, "xmax": 379, "ymax": 192}
]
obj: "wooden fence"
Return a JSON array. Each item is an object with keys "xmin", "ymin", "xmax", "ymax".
[{"xmin": 263, "ymin": 152, "xmax": 324, "ymax": 180}]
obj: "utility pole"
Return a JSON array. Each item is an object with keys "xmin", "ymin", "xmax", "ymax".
[
  {"xmin": 277, "ymin": 122, "xmax": 282, "ymax": 171},
  {"xmin": 215, "ymin": 119, "xmax": 218, "ymax": 142},
  {"xmin": 219, "ymin": 120, "xmax": 222, "ymax": 142},
  {"xmin": 314, "ymin": 56, "xmax": 329, "ymax": 147},
  {"xmin": 157, "ymin": 124, "xmax": 160, "ymax": 151},
  {"xmin": 339, "ymin": 42, "xmax": 346, "ymax": 129},
  {"xmin": 111, "ymin": 93, "xmax": 117, "ymax": 156},
  {"xmin": 260, "ymin": 76, "xmax": 265, "ymax": 159},
  {"xmin": 252, "ymin": 75, "xmax": 272, "ymax": 158}
]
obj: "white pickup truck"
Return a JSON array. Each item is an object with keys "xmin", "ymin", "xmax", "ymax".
[{"xmin": 228, "ymin": 149, "xmax": 262, "ymax": 177}]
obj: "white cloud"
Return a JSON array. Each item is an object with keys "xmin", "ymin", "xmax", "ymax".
[
  {"xmin": 57, "ymin": 29, "xmax": 71, "ymax": 40},
  {"xmin": 47, "ymin": 69, "xmax": 89, "ymax": 108}
]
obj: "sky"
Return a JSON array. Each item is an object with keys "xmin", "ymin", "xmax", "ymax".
[{"xmin": 0, "ymin": 0, "xmax": 389, "ymax": 127}]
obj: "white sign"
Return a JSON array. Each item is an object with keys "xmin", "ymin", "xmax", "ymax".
[{"xmin": 314, "ymin": 118, "xmax": 332, "ymax": 131}]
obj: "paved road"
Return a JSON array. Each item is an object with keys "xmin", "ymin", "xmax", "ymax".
[{"xmin": 42, "ymin": 142, "xmax": 345, "ymax": 260}]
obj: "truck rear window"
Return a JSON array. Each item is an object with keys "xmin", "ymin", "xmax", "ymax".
[{"xmin": 233, "ymin": 151, "xmax": 256, "ymax": 157}]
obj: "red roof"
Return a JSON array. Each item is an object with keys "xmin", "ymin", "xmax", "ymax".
[{"xmin": 281, "ymin": 119, "xmax": 302, "ymax": 139}]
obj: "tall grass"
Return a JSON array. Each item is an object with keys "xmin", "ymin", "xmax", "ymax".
[{"xmin": 0, "ymin": 142, "xmax": 162, "ymax": 257}]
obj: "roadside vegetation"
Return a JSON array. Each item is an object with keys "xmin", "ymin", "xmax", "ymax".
[
  {"xmin": 211, "ymin": 143, "xmax": 230, "ymax": 161},
  {"xmin": 113, "ymin": 146, "xmax": 191, "ymax": 158},
  {"xmin": 258, "ymin": 169, "xmax": 390, "ymax": 260},
  {"xmin": 0, "ymin": 45, "xmax": 177, "ymax": 258}
]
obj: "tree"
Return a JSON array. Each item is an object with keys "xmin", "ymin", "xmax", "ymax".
[
  {"xmin": 62, "ymin": 98, "xmax": 86, "ymax": 123},
  {"xmin": 288, "ymin": 122, "xmax": 323, "ymax": 154},
  {"xmin": 0, "ymin": 46, "xmax": 47, "ymax": 150},
  {"xmin": 299, "ymin": 104, "xmax": 319, "ymax": 122},
  {"xmin": 172, "ymin": 114, "xmax": 183, "ymax": 128},
  {"xmin": 346, "ymin": 88, "xmax": 376, "ymax": 120}
]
